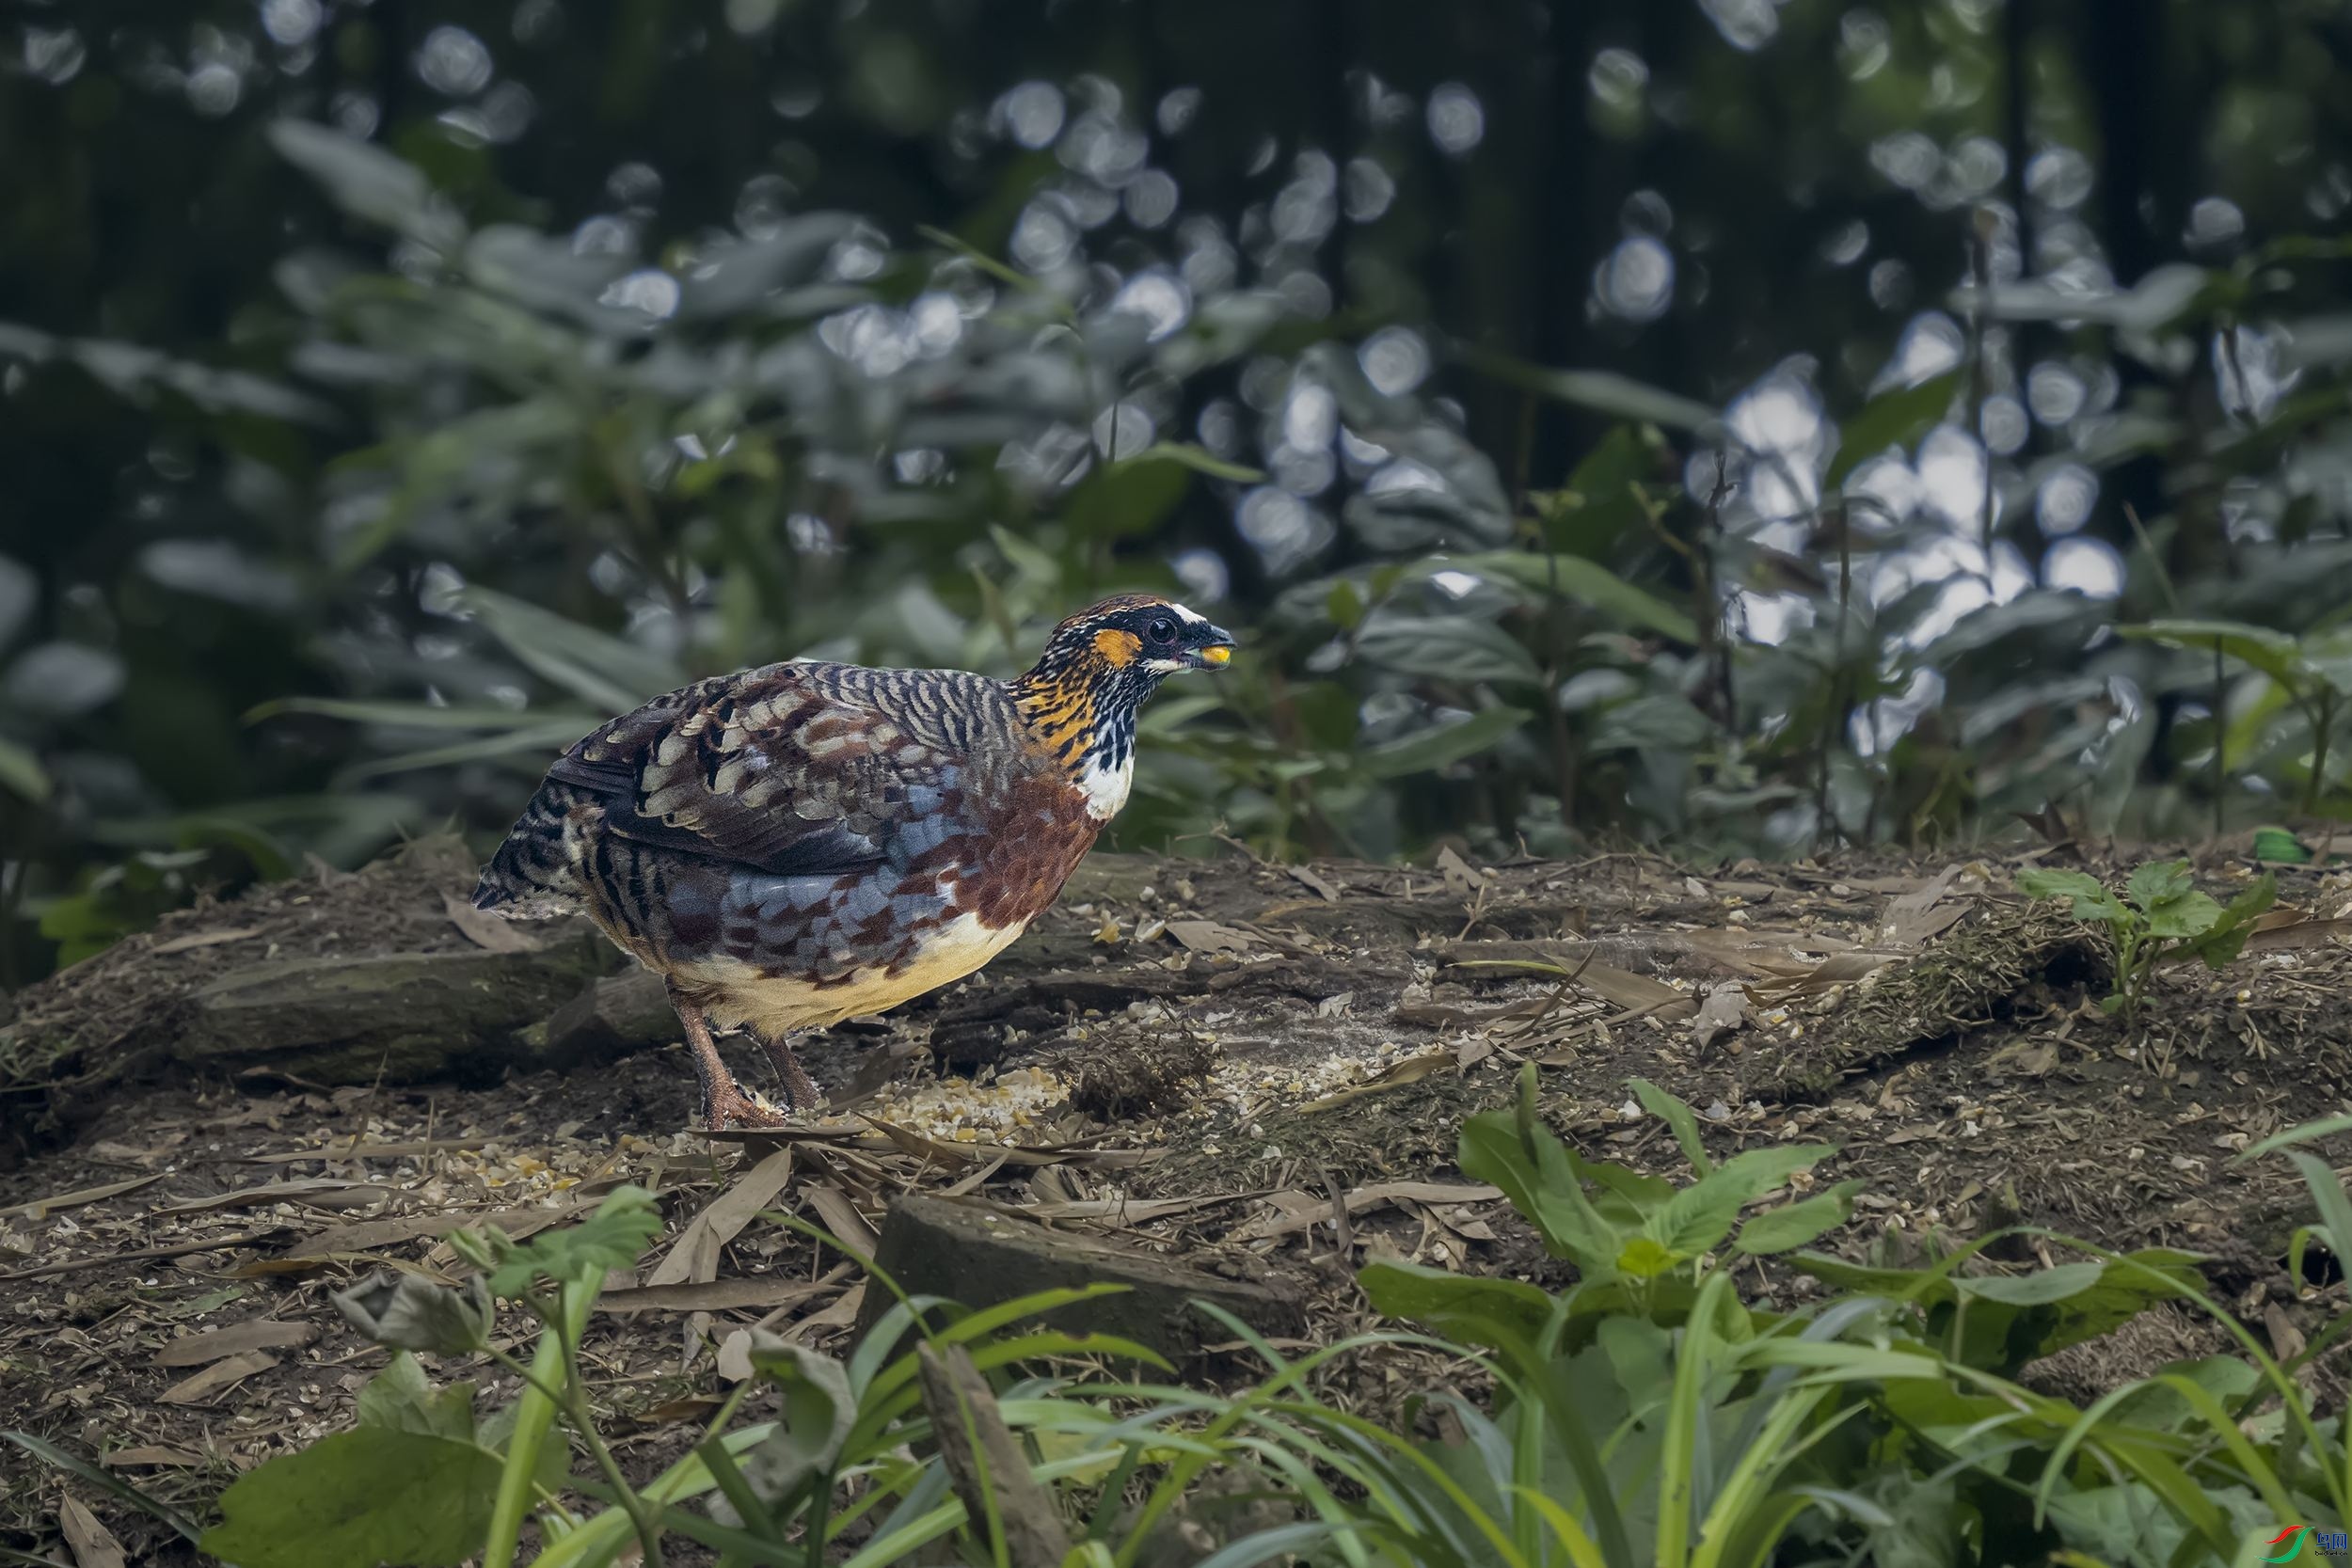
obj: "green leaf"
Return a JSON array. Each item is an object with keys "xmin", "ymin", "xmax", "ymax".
[
  {"xmin": 1458, "ymin": 1107, "xmax": 1626, "ymax": 1275},
  {"xmin": 0, "ymin": 736, "xmax": 49, "ymax": 804},
  {"xmin": 1063, "ymin": 447, "xmax": 1198, "ymax": 541},
  {"xmin": 1453, "ymin": 343, "xmax": 1721, "ymax": 432},
  {"xmin": 729, "ymin": 1336, "xmax": 855, "ymax": 1517},
  {"xmin": 2123, "ymin": 860, "xmax": 2194, "ymax": 911},
  {"xmin": 2184, "ymin": 872, "xmax": 2277, "ymax": 968},
  {"xmin": 1360, "ymin": 706, "xmax": 1531, "ymax": 779},
  {"xmin": 1826, "ymin": 370, "xmax": 1963, "ymax": 488},
  {"xmin": 355, "ymin": 1353, "xmax": 476, "ymax": 1440},
  {"xmin": 1629, "ymin": 1078, "xmax": 1714, "ymax": 1175},
  {"xmin": 2253, "ymin": 827, "xmax": 2313, "ymax": 864},
  {"xmin": 2118, "ymin": 620, "xmax": 2302, "ymax": 689},
  {"xmin": 2140, "ymin": 890, "xmax": 2218, "ymax": 941},
  {"xmin": 457, "ymin": 588, "xmax": 683, "ymax": 714},
  {"xmin": 451, "ymin": 1184, "xmax": 661, "ymax": 1298},
  {"xmin": 199, "ymin": 1428, "xmax": 501, "ymax": 1568},
  {"xmin": 1358, "ymin": 1259, "xmax": 1557, "ymax": 1350},
  {"xmin": 1616, "ymin": 1235, "xmax": 1680, "ymax": 1277},
  {"xmin": 1735, "ymin": 1180, "xmax": 1865, "ymax": 1255},
  {"xmin": 2015, "ymin": 868, "xmax": 2108, "ymax": 904},
  {"xmin": 333, "ymin": 1271, "xmax": 494, "ymax": 1355},
  {"xmin": 1648, "ymin": 1146, "xmax": 1836, "ymax": 1258},
  {"xmin": 1439, "ymin": 551, "xmax": 1700, "ymax": 644},
  {"xmin": 1354, "ymin": 613, "xmax": 1546, "ymax": 688},
  {"xmin": 268, "ymin": 120, "xmax": 462, "ymax": 250},
  {"xmin": 1953, "ymin": 1262, "xmax": 2108, "ymax": 1307},
  {"xmin": 1588, "ymin": 692, "xmax": 1717, "ymax": 752}
]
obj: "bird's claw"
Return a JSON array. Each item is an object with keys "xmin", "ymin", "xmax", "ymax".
[{"xmin": 701, "ymin": 1082, "xmax": 794, "ymax": 1131}]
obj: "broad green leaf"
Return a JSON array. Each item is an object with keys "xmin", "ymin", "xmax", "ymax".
[
  {"xmin": 1735, "ymin": 1180, "xmax": 1865, "ymax": 1255},
  {"xmin": 1629, "ymin": 1078, "xmax": 1714, "ymax": 1175},
  {"xmin": 1826, "ymin": 370, "xmax": 1963, "ymax": 488},
  {"xmin": 1361, "ymin": 706, "xmax": 1530, "ymax": 779},
  {"xmin": 354, "ymin": 1353, "xmax": 476, "ymax": 1440},
  {"xmin": 1358, "ymin": 1260, "xmax": 1557, "ymax": 1350},
  {"xmin": 457, "ymin": 588, "xmax": 683, "ymax": 713},
  {"xmin": 1063, "ymin": 447, "xmax": 1196, "ymax": 541},
  {"xmin": 1953, "ymin": 1262, "xmax": 2107, "ymax": 1307},
  {"xmin": 2118, "ymin": 620, "xmax": 2301, "ymax": 689},
  {"xmin": 1616, "ymin": 1235, "xmax": 1680, "ymax": 1277},
  {"xmin": 0, "ymin": 736, "xmax": 48, "ymax": 803},
  {"xmin": 734, "ymin": 1337, "xmax": 855, "ymax": 1514},
  {"xmin": 2016, "ymin": 868, "xmax": 2107, "ymax": 903},
  {"xmin": 2139, "ymin": 889, "xmax": 2218, "ymax": 941},
  {"xmin": 269, "ymin": 120, "xmax": 462, "ymax": 249},
  {"xmin": 2123, "ymin": 860, "xmax": 2194, "ymax": 911},
  {"xmin": 1458, "ymin": 1106, "xmax": 1625, "ymax": 1275},
  {"xmin": 452, "ymin": 1184, "xmax": 661, "ymax": 1298},
  {"xmin": 199, "ymin": 1429, "xmax": 501, "ymax": 1568},
  {"xmin": 2185, "ymin": 872, "xmax": 2277, "ymax": 967},
  {"xmin": 2252, "ymin": 826, "xmax": 2313, "ymax": 864},
  {"xmin": 333, "ymin": 1272, "xmax": 494, "ymax": 1355},
  {"xmin": 1648, "ymin": 1146, "xmax": 1836, "ymax": 1258},
  {"xmin": 1588, "ymin": 691, "xmax": 1717, "ymax": 752},
  {"xmin": 1440, "ymin": 551, "xmax": 1700, "ymax": 644},
  {"xmin": 1355, "ymin": 613, "xmax": 1546, "ymax": 688},
  {"xmin": 1453, "ymin": 343, "xmax": 1720, "ymax": 432}
]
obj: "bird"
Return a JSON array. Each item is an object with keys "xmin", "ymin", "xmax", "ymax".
[{"xmin": 471, "ymin": 594, "xmax": 1233, "ymax": 1129}]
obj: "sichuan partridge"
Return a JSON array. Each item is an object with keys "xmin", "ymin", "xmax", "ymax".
[{"xmin": 472, "ymin": 594, "xmax": 1233, "ymax": 1128}]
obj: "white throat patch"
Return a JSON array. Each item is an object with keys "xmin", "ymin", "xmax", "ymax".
[{"xmin": 1074, "ymin": 748, "xmax": 1135, "ymax": 819}]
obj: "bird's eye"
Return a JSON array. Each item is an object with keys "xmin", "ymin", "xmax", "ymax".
[{"xmin": 1146, "ymin": 617, "xmax": 1176, "ymax": 644}]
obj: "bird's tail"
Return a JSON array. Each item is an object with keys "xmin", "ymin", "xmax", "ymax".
[{"xmin": 472, "ymin": 782, "xmax": 595, "ymax": 918}]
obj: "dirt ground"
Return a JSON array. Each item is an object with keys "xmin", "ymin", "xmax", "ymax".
[{"xmin": 5, "ymin": 834, "xmax": 2351, "ymax": 1560}]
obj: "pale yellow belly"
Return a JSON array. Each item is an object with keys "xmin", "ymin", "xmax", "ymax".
[{"xmin": 686, "ymin": 912, "xmax": 1031, "ymax": 1038}]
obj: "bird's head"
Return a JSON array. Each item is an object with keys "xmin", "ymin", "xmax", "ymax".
[{"xmin": 1010, "ymin": 594, "xmax": 1233, "ymax": 791}]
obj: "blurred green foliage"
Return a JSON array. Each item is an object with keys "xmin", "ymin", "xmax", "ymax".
[{"xmin": 7, "ymin": 0, "xmax": 2352, "ymax": 983}]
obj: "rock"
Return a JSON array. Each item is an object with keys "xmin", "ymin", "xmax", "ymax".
[
  {"xmin": 858, "ymin": 1195, "xmax": 1304, "ymax": 1362},
  {"xmin": 173, "ymin": 932, "xmax": 612, "ymax": 1085},
  {"xmin": 514, "ymin": 970, "xmax": 678, "ymax": 1064}
]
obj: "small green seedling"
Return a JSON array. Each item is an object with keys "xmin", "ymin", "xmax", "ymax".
[{"xmin": 2017, "ymin": 860, "xmax": 2276, "ymax": 1023}]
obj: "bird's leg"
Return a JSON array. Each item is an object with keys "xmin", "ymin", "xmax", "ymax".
[
  {"xmin": 669, "ymin": 985, "xmax": 788, "ymax": 1130},
  {"xmin": 750, "ymin": 1028, "xmax": 823, "ymax": 1112}
]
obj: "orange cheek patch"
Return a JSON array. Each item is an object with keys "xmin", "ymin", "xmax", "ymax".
[{"xmin": 1093, "ymin": 628, "xmax": 1143, "ymax": 666}]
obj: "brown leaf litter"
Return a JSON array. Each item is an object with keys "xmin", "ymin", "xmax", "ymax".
[{"xmin": 7, "ymin": 842, "xmax": 2352, "ymax": 1560}]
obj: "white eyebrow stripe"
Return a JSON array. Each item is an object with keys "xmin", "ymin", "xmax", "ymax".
[{"xmin": 1170, "ymin": 602, "xmax": 1208, "ymax": 626}]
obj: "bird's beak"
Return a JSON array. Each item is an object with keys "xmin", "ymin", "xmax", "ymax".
[{"xmin": 1186, "ymin": 626, "xmax": 1235, "ymax": 670}]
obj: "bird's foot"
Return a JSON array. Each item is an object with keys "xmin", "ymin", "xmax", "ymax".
[{"xmin": 701, "ymin": 1081, "xmax": 793, "ymax": 1131}]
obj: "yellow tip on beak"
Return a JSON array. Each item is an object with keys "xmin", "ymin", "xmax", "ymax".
[{"xmin": 1200, "ymin": 644, "xmax": 1232, "ymax": 668}]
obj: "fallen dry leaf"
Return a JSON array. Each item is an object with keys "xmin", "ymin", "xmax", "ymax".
[
  {"xmin": 151, "ymin": 927, "xmax": 262, "ymax": 956},
  {"xmin": 1284, "ymin": 863, "xmax": 1343, "ymax": 901},
  {"xmin": 58, "ymin": 1495, "xmax": 128, "ymax": 1568},
  {"xmin": 1692, "ymin": 983, "xmax": 1751, "ymax": 1052},
  {"xmin": 442, "ymin": 892, "xmax": 545, "ymax": 952},
  {"xmin": 154, "ymin": 1319, "xmax": 318, "ymax": 1368},
  {"xmin": 153, "ymin": 1179, "xmax": 389, "ymax": 1215},
  {"xmin": 159, "ymin": 1350, "xmax": 278, "ymax": 1406},
  {"xmin": 645, "ymin": 1147, "xmax": 796, "ymax": 1288},
  {"xmin": 276, "ymin": 1197, "xmax": 594, "ymax": 1262},
  {"xmin": 8, "ymin": 1173, "xmax": 163, "ymax": 1221},
  {"xmin": 1298, "ymin": 1051, "xmax": 1456, "ymax": 1114},
  {"xmin": 802, "ymin": 1182, "xmax": 880, "ymax": 1259},
  {"xmin": 1164, "ymin": 919, "xmax": 1256, "ymax": 955},
  {"xmin": 100, "ymin": 1446, "xmax": 206, "ymax": 1469},
  {"xmin": 1241, "ymin": 1180, "xmax": 1503, "ymax": 1241},
  {"xmin": 784, "ymin": 1281, "xmax": 865, "ymax": 1341},
  {"xmin": 598, "ymin": 1276, "xmax": 832, "ymax": 1314}
]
